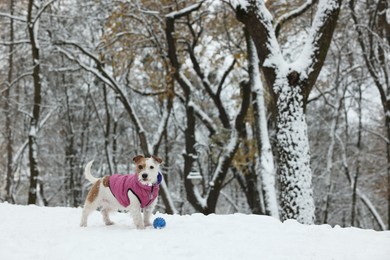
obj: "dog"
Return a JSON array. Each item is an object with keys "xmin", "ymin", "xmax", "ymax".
[{"xmin": 80, "ymin": 155, "xmax": 163, "ymax": 229}]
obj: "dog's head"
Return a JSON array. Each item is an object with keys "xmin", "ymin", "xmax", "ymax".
[{"xmin": 133, "ymin": 155, "xmax": 163, "ymax": 186}]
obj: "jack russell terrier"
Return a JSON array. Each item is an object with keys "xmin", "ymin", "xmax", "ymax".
[{"xmin": 80, "ymin": 155, "xmax": 163, "ymax": 229}]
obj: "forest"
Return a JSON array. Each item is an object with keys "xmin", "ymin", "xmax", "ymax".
[{"xmin": 0, "ymin": 0, "xmax": 389, "ymax": 230}]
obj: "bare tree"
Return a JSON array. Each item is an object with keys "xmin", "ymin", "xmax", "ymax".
[
  {"xmin": 350, "ymin": 0, "xmax": 390, "ymax": 229},
  {"xmin": 4, "ymin": 0, "xmax": 15, "ymax": 203},
  {"xmin": 165, "ymin": 2, "xmax": 255, "ymax": 214},
  {"xmin": 26, "ymin": 0, "xmax": 43, "ymax": 204}
]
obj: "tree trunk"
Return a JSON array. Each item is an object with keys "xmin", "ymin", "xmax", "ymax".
[
  {"xmin": 27, "ymin": 0, "xmax": 42, "ymax": 205},
  {"xmin": 351, "ymin": 85, "xmax": 362, "ymax": 226},
  {"xmin": 386, "ymin": 104, "xmax": 390, "ymax": 229},
  {"xmin": 183, "ymin": 99, "xmax": 204, "ymax": 212},
  {"xmin": 103, "ymin": 84, "xmax": 114, "ymax": 175},
  {"xmin": 64, "ymin": 80, "xmax": 77, "ymax": 207},
  {"xmin": 5, "ymin": 0, "xmax": 15, "ymax": 203},
  {"xmin": 275, "ymin": 81, "xmax": 315, "ymax": 224},
  {"xmin": 247, "ymin": 32, "xmax": 279, "ymax": 218}
]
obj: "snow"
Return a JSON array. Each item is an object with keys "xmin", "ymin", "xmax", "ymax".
[
  {"xmin": 33, "ymin": 19, "xmax": 40, "ymax": 50},
  {"xmin": 1, "ymin": 203, "xmax": 390, "ymax": 260},
  {"xmin": 387, "ymin": 8, "xmax": 390, "ymax": 24},
  {"xmin": 165, "ymin": 2, "xmax": 202, "ymax": 18},
  {"xmin": 230, "ymin": 0, "xmax": 250, "ymax": 10}
]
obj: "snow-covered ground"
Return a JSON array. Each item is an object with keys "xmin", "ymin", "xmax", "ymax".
[{"xmin": 0, "ymin": 203, "xmax": 389, "ymax": 260}]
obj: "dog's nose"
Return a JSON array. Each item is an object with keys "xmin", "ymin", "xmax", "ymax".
[{"xmin": 142, "ymin": 173, "xmax": 148, "ymax": 179}]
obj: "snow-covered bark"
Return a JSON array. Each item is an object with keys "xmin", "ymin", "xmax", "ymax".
[
  {"xmin": 236, "ymin": 0, "xmax": 342, "ymax": 224},
  {"xmin": 275, "ymin": 80, "xmax": 315, "ymax": 223}
]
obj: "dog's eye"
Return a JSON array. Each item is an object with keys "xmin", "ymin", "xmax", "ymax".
[
  {"xmin": 138, "ymin": 165, "xmax": 143, "ymax": 170},
  {"xmin": 150, "ymin": 166, "xmax": 154, "ymax": 169}
]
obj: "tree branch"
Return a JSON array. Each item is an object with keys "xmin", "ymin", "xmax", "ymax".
[
  {"xmin": 298, "ymin": 0, "xmax": 342, "ymax": 101},
  {"xmin": 274, "ymin": 0, "xmax": 318, "ymax": 38},
  {"xmin": 56, "ymin": 44, "xmax": 151, "ymax": 155}
]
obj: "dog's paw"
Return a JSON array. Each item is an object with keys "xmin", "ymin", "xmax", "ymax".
[
  {"xmin": 105, "ymin": 221, "xmax": 115, "ymax": 226},
  {"xmin": 144, "ymin": 221, "xmax": 152, "ymax": 227},
  {"xmin": 80, "ymin": 222, "xmax": 87, "ymax": 227},
  {"xmin": 135, "ymin": 223, "xmax": 145, "ymax": 229}
]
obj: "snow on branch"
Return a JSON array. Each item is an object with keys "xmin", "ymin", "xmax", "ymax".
[
  {"xmin": 12, "ymin": 108, "xmax": 56, "ymax": 169},
  {"xmin": 208, "ymin": 80, "xmax": 251, "ymax": 199},
  {"xmin": 128, "ymin": 86, "xmax": 167, "ymax": 96},
  {"xmin": 165, "ymin": 1, "xmax": 204, "ymax": 19},
  {"xmin": 235, "ymin": 0, "xmax": 285, "ymax": 71},
  {"xmin": 293, "ymin": 0, "xmax": 342, "ymax": 81},
  {"xmin": 32, "ymin": 0, "xmax": 59, "ymax": 25},
  {"xmin": 274, "ymin": 0, "xmax": 318, "ymax": 38},
  {"xmin": 357, "ymin": 190, "xmax": 386, "ymax": 231},
  {"xmin": 189, "ymin": 101, "xmax": 218, "ymax": 132},
  {"xmin": 209, "ymin": 129, "xmax": 239, "ymax": 187},
  {"xmin": 56, "ymin": 47, "xmax": 116, "ymax": 89},
  {"xmin": 0, "ymin": 40, "xmax": 31, "ymax": 46},
  {"xmin": 0, "ymin": 12, "xmax": 27, "ymax": 22}
]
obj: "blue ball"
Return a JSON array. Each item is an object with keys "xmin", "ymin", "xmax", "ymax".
[{"xmin": 153, "ymin": 217, "xmax": 166, "ymax": 229}]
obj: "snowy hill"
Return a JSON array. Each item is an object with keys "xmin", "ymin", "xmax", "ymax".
[{"xmin": 0, "ymin": 203, "xmax": 389, "ymax": 260}]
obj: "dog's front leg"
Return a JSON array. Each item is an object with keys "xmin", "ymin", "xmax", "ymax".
[
  {"xmin": 143, "ymin": 200, "xmax": 157, "ymax": 227},
  {"xmin": 130, "ymin": 207, "xmax": 144, "ymax": 229}
]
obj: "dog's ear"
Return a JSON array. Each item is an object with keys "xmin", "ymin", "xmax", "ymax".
[
  {"xmin": 152, "ymin": 155, "xmax": 163, "ymax": 164},
  {"xmin": 133, "ymin": 155, "xmax": 145, "ymax": 164}
]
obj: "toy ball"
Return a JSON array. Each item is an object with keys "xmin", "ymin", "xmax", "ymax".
[{"xmin": 153, "ymin": 217, "xmax": 166, "ymax": 229}]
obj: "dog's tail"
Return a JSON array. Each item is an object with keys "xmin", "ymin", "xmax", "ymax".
[{"xmin": 84, "ymin": 160, "xmax": 99, "ymax": 183}]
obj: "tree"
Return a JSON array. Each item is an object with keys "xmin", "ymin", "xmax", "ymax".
[
  {"xmin": 234, "ymin": 0, "xmax": 342, "ymax": 224},
  {"xmin": 26, "ymin": 0, "xmax": 44, "ymax": 204},
  {"xmin": 4, "ymin": 0, "xmax": 15, "ymax": 203},
  {"xmin": 350, "ymin": 0, "xmax": 390, "ymax": 229},
  {"xmin": 165, "ymin": 2, "xmax": 253, "ymax": 214}
]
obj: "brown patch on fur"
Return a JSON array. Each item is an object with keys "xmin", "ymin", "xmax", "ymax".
[
  {"xmin": 152, "ymin": 155, "xmax": 163, "ymax": 164},
  {"xmin": 102, "ymin": 176, "xmax": 110, "ymax": 187},
  {"xmin": 87, "ymin": 179, "xmax": 101, "ymax": 203},
  {"xmin": 135, "ymin": 158, "xmax": 146, "ymax": 174},
  {"xmin": 133, "ymin": 155, "xmax": 145, "ymax": 164}
]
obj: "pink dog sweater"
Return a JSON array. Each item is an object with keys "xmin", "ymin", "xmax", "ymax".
[{"xmin": 108, "ymin": 173, "xmax": 161, "ymax": 208}]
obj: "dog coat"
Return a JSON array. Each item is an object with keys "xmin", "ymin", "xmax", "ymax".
[{"xmin": 108, "ymin": 173, "xmax": 162, "ymax": 208}]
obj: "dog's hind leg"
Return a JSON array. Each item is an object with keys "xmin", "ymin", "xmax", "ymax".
[
  {"xmin": 101, "ymin": 207, "xmax": 114, "ymax": 225},
  {"xmin": 80, "ymin": 180, "xmax": 101, "ymax": 227},
  {"xmin": 80, "ymin": 201, "xmax": 99, "ymax": 227}
]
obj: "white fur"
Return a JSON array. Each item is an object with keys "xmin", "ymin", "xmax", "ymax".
[{"xmin": 80, "ymin": 157, "xmax": 161, "ymax": 229}]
